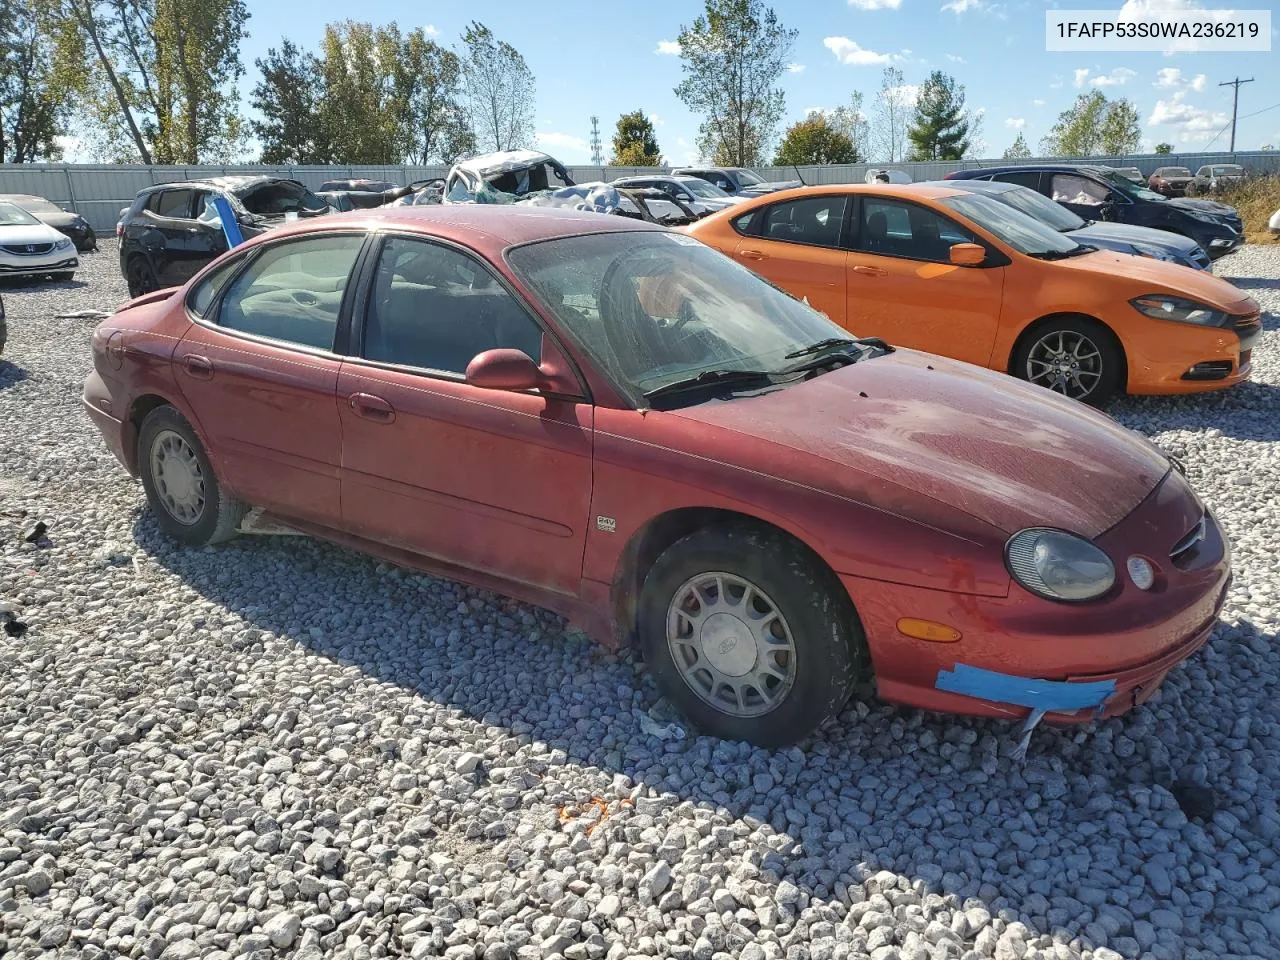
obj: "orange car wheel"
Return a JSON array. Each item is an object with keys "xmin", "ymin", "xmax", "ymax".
[{"xmin": 1013, "ymin": 316, "xmax": 1124, "ymax": 407}]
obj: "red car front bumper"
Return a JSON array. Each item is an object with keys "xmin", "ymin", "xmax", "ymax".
[{"xmin": 843, "ymin": 469, "xmax": 1230, "ymax": 723}]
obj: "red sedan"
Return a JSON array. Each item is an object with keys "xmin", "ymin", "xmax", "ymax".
[{"xmin": 84, "ymin": 206, "xmax": 1229, "ymax": 746}]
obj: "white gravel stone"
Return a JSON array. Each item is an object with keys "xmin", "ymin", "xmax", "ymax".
[{"xmin": 0, "ymin": 241, "xmax": 1278, "ymax": 960}]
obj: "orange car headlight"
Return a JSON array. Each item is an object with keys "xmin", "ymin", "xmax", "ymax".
[{"xmin": 1130, "ymin": 295, "xmax": 1230, "ymax": 327}]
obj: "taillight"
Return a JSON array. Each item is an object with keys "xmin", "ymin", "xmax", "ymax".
[{"xmin": 116, "ymin": 223, "xmax": 123, "ymax": 238}]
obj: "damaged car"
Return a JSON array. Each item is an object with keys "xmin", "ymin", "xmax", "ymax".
[
  {"xmin": 670, "ymin": 166, "xmax": 802, "ymax": 197},
  {"xmin": 610, "ymin": 174, "xmax": 744, "ymax": 215},
  {"xmin": 118, "ymin": 176, "xmax": 331, "ymax": 296},
  {"xmin": 0, "ymin": 193, "xmax": 97, "ymax": 251}
]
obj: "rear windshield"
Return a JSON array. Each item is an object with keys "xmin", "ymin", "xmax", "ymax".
[{"xmin": 234, "ymin": 181, "xmax": 329, "ymax": 218}]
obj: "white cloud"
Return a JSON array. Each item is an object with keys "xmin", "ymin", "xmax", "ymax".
[
  {"xmin": 536, "ymin": 132, "xmax": 588, "ymax": 151},
  {"xmin": 1004, "ymin": 117, "xmax": 1026, "ymax": 129},
  {"xmin": 655, "ymin": 40, "xmax": 680, "ymax": 55},
  {"xmin": 823, "ymin": 36, "xmax": 907, "ymax": 65},
  {"xmin": 423, "ymin": 24, "xmax": 439, "ymax": 37},
  {"xmin": 647, "ymin": 113, "xmax": 664, "ymax": 127},
  {"xmin": 889, "ymin": 84, "xmax": 921, "ymax": 108},
  {"xmin": 946, "ymin": 54, "xmax": 967, "ymax": 63},
  {"xmin": 1033, "ymin": 98, "xmax": 1046, "ymax": 107},
  {"xmin": 1090, "ymin": 67, "xmax": 1137, "ymax": 88},
  {"xmin": 1073, "ymin": 68, "xmax": 1091, "ymax": 88},
  {"xmin": 1155, "ymin": 67, "xmax": 1207, "ymax": 91},
  {"xmin": 787, "ymin": 63, "xmax": 806, "ymax": 73},
  {"xmin": 942, "ymin": 0, "xmax": 983, "ymax": 11},
  {"xmin": 1148, "ymin": 97, "xmax": 1229, "ymax": 143},
  {"xmin": 1049, "ymin": 75, "xmax": 1064, "ymax": 89},
  {"xmin": 849, "ymin": 0, "xmax": 902, "ymax": 7},
  {"xmin": 1120, "ymin": 0, "xmax": 1202, "ymax": 13}
]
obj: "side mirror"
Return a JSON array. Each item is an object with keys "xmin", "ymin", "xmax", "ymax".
[
  {"xmin": 948, "ymin": 242, "xmax": 987, "ymax": 267},
  {"xmin": 466, "ymin": 349, "xmax": 546, "ymax": 391}
]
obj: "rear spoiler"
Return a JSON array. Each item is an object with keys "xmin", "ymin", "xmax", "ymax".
[{"xmin": 115, "ymin": 287, "xmax": 177, "ymax": 313}]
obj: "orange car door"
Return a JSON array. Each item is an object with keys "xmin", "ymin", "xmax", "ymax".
[
  {"xmin": 845, "ymin": 196, "xmax": 1005, "ymax": 368},
  {"xmin": 731, "ymin": 194, "xmax": 849, "ymax": 325}
]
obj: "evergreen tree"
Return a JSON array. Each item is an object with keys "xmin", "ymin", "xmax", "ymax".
[
  {"xmin": 1002, "ymin": 132, "xmax": 1031, "ymax": 160},
  {"xmin": 610, "ymin": 110, "xmax": 661, "ymax": 165},
  {"xmin": 907, "ymin": 71, "xmax": 969, "ymax": 161}
]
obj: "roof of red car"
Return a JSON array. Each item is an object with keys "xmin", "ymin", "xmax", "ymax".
[{"xmin": 264, "ymin": 203, "xmax": 666, "ymax": 251}]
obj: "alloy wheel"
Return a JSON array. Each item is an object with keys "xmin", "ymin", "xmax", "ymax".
[
  {"xmin": 1025, "ymin": 329, "xmax": 1103, "ymax": 400},
  {"xmin": 665, "ymin": 571, "xmax": 797, "ymax": 718}
]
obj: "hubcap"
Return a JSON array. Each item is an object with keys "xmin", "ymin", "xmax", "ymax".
[
  {"xmin": 1026, "ymin": 330, "xmax": 1103, "ymax": 400},
  {"xmin": 666, "ymin": 572, "xmax": 797, "ymax": 718},
  {"xmin": 150, "ymin": 430, "xmax": 206, "ymax": 524}
]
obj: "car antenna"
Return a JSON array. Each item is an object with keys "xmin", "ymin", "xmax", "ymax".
[{"xmin": 793, "ymin": 164, "xmax": 807, "ymax": 186}]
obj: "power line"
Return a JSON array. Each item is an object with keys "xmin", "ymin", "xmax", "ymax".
[{"xmin": 1218, "ymin": 76, "xmax": 1254, "ymax": 152}]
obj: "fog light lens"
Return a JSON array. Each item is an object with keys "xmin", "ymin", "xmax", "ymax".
[{"xmin": 1127, "ymin": 556, "xmax": 1155, "ymax": 590}]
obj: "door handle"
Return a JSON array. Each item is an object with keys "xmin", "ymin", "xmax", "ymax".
[
  {"xmin": 349, "ymin": 392, "xmax": 396, "ymax": 424},
  {"xmin": 181, "ymin": 354, "xmax": 213, "ymax": 379},
  {"xmin": 739, "ymin": 249, "xmax": 768, "ymax": 261},
  {"xmin": 852, "ymin": 265, "xmax": 887, "ymax": 277}
]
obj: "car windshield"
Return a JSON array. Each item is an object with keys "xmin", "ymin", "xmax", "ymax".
[
  {"xmin": 507, "ymin": 231, "xmax": 854, "ymax": 401},
  {"xmin": 1099, "ymin": 170, "xmax": 1166, "ymax": 202},
  {"xmin": 0, "ymin": 202, "xmax": 41, "ymax": 226},
  {"xmin": 988, "ymin": 185, "xmax": 1085, "ymax": 232},
  {"xmin": 940, "ymin": 193, "xmax": 1081, "ymax": 256},
  {"xmin": 680, "ymin": 178, "xmax": 730, "ymax": 199},
  {"xmin": 12, "ymin": 197, "xmax": 62, "ymax": 216},
  {"xmin": 733, "ymin": 169, "xmax": 765, "ymax": 186},
  {"xmin": 1158, "ymin": 167, "xmax": 1192, "ymax": 177},
  {"xmin": 234, "ymin": 180, "xmax": 330, "ymax": 218},
  {"xmin": 1215, "ymin": 165, "xmax": 1244, "ymax": 176}
]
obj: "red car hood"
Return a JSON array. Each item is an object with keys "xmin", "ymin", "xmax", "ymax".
[{"xmin": 670, "ymin": 350, "xmax": 1170, "ymax": 538}]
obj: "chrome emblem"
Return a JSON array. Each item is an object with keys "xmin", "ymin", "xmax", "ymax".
[
  {"xmin": 595, "ymin": 516, "xmax": 617, "ymax": 533},
  {"xmin": 26, "ymin": 245, "xmax": 34, "ymax": 254}
]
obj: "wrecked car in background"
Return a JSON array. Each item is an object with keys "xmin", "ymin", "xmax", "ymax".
[
  {"xmin": 611, "ymin": 174, "xmax": 744, "ymax": 215},
  {"xmin": 671, "ymin": 166, "xmax": 802, "ymax": 196},
  {"xmin": 441, "ymin": 150, "xmax": 698, "ymax": 224},
  {"xmin": 0, "ymin": 193, "xmax": 97, "ymax": 251},
  {"xmin": 318, "ymin": 179, "xmax": 403, "ymax": 210},
  {"xmin": 117, "ymin": 176, "xmax": 331, "ymax": 296}
]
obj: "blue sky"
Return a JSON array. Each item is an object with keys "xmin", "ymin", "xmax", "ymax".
[{"xmin": 239, "ymin": 0, "xmax": 1280, "ymax": 164}]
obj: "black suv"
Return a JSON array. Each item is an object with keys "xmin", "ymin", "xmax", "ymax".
[
  {"xmin": 944, "ymin": 164, "xmax": 1244, "ymax": 259},
  {"xmin": 118, "ymin": 176, "xmax": 330, "ymax": 296}
]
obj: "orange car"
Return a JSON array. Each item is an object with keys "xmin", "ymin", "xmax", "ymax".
[{"xmin": 685, "ymin": 184, "xmax": 1261, "ymax": 405}]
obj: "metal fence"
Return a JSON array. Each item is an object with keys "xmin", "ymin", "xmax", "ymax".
[{"xmin": 3, "ymin": 150, "xmax": 1277, "ymax": 233}]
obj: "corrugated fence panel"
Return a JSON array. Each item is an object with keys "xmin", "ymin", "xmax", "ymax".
[{"xmin": 4, "ymin": 151, "xmax": 1277, "ymax": 233}]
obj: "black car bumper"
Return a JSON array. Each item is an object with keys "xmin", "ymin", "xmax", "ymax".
[{"xmin": 54, "ymin": 224, "xmax": 96, "ymax": 251}]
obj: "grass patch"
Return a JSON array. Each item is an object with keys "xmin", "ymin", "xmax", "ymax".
[{"xmin": 1215, "ymin": 175, "xmax": 1280, "ymax": 244}]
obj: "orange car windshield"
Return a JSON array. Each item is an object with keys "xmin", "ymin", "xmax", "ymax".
[{"xmin": 508, "ymin": 231, "xmax": 849, "ymax": 399}]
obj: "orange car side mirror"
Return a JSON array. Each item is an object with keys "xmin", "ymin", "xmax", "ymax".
[{"xmin": 949, "ymin": 242, "xmax": 987, "ymax": 267}]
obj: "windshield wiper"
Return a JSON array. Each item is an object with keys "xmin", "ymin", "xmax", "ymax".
[
  {"xmin": 783, "ymin": 336, "xmax": 860, "ymax": 360},
  {"xmin": 1031, "ymin": 244, "xmax": 1096, "ymax": 261},
  {"xmin": 642, "ymin": 369, "xmax": 777, "ymax": 406}
]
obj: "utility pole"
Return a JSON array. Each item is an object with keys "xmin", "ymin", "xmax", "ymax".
[
  {"xmin": 1218, "ymin": 77, "xmax": 1254, "ymax": 152},
  {"xmin": 589, "ymin": 116, "xmax": 603, "ymax": 166}
]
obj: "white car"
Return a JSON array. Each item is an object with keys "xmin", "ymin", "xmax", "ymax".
[{"xmin": 0, "ymin": 200, "xmax": 78, "ymax": 281}]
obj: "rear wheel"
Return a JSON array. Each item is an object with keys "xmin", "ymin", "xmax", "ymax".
[
  {"xmin": 126, "ymin": 256, "xmax": 158, "ymax": 298},
  {"xmin": 1013, "ymin": 317, "xmax": 1122, "ymax": 407},
  {"xmin": 638, "ymin": 523, "xmax": 863, "ymax": 746},
  {"xmin": 138, "ymin": 406, "xmax": 243, "ymax": 546}
]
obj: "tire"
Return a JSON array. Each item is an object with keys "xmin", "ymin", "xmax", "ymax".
[
  {"xmin": 638, "ymin": 523, "xmax": 863, "ymax": 746},
  {"xmin": 126, "ymin": 256, "xmax": 159, "ymax": 298},
  {"xmin": 1012, "ymin": 317, "xmax": 1123, "ymax": 407},
  {"xmin": 52, "ymin": 272, "xmax": 74, "ymax": 282},
  {"xmin": 137, "ymin": 406, "xmax": 243, "ymax": 546}
]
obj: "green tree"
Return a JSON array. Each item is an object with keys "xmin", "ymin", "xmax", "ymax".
[
  {"xmin": 249, "ymin": 39, "xmax": 324, "ymax": 163},
  {"xmin": 675, "ymin": 0, "xmax": 796, "ymax": 166},
  {"xmin": 1154, "ymin": 142, "xmax": 1173, "ymax": 154},
  {"xmin": 1040, "ymin": 90, "xmax": 1140, "ymax": 158},
  {"xmin": 0, "ymin": 0, "xmax": 81, "ymax": 162},
  {"xmin": 461, "ymin": 21, "xmax": 534, "ymax": 153},
  {"xmin": 60, "ymin": 0, "xmax": 248, "ymax": 163},
  {"xmin": 400, "ymin": 30, "xmax": 473, "ymax": 164},
  {"xmin": 773, "ymin": 112, "xmax": 857, "ymax": 165},
  {"xmin": 314, "ymin": 22, "xmax": 408, "ymax": 164},
  {"xmin": 907, "ymin": 71, "xmax": 970, "ymax": 161},
  {"xmin": 610, "ymin": 110, "xmax": 661, "ymax": 165},
  {"xmin": 1100, "ymin": 98, "xmax": 1140, "ymax": 155},
  {"xmin": 1002, "ymin": 132, "xmax": 1031, "ymax": 160}
]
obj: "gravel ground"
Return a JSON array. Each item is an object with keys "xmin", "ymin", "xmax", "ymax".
[{"xmin": 1, "ymin": 241, "xmax": 1278, "ymax": 960}]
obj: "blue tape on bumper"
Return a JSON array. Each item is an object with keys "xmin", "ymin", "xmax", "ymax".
[
  {"xmin": 211, "ymin": 195, "xmax": 245, "ymax": 248},
  {"xmin": 935, "ymin": 664, "xmax": 1116, "ymax": 713}
]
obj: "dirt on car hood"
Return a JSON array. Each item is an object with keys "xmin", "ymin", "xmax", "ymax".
[
  {"xmin": 1061, "ymin": 248, "xmax": 1258, "ymax": 313},
  {"xmin": 671, "ymin": 348, "xmax": 1171, "ymax": 539}
]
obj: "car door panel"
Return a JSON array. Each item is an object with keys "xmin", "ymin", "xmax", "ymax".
[
  {"xmin": 732, "ymin": 195, "xmax": 849, "ymax": 325},
  {"xmin": 337, "ymin": 234, "xmax": 594, "ymax": 596},
  {"xmin": 846, "ymin": 196, "xmax": 1005, "ymax": 368}
]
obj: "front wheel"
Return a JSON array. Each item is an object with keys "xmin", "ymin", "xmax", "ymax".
[
  {"xmin": 1013, "ymin": 318, "xmax": 1122, "ymax": 407},
  {"xmin": 638, "ymin": 523, "xmax": 863, "ymax": 746},
  {"xmin": 138, "ymin": 406, "xmax": 243, "ymax": 546}
]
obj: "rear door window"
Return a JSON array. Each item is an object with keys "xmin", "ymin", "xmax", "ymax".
[
  {"xmin": 1050, "ymin": 174, "xmax": 1110, "ymax": 206},
  {"xmin": 154, "ymin": 189, "xmax": 195, "ymax": 219},
  {"xmin": 992, "ymin": 171, "xmax": 1044, "ymax": 191}
]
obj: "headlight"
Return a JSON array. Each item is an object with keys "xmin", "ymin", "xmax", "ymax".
[
  {"xmin": 1130, "ymin": 294, "xmax": 1229, "ymax": 327},
  {"xmin": 1005, "ymin": 528, "xmax": 1116, "ymax": 602},
  {"xmin": 54, "ymin": 236, "xmax": 73, "ymax": 250}
]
